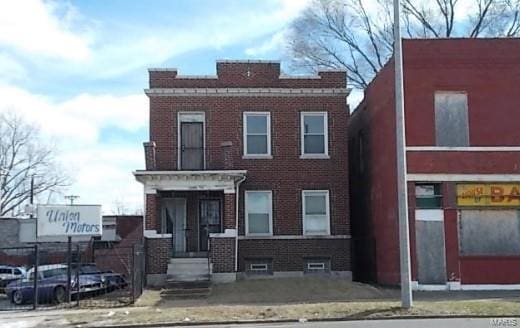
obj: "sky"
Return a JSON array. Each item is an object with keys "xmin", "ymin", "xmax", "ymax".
[{"xmin": 0, "ymin": 0, "xmax": 333, "ymax": 214}]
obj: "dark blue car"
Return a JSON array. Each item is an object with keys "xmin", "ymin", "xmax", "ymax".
[{"xmin": 5, "ymin": 264, "xmax": 105, "ymax": 305}]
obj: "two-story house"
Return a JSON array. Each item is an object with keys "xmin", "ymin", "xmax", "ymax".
[
  {"xmin": 134, "ymin": 60, "xmax": 351, "ymax": 286},
  {"xmin": 349, "ymin": 39, "xmax": 520, "ymax": 290}
]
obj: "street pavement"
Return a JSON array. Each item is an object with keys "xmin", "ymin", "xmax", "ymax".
[{"xmin": 170, "ymin": 318, "xmax": 518, "ymax": 328}]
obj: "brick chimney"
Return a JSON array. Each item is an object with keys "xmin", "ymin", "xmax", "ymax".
[
  {"xmin": 143, "ymin": 141, "xmax": 156, "ymax": 170},
  {"xmin": 221, "ymin": 141, "xmax": 234, "ymax": 169}
]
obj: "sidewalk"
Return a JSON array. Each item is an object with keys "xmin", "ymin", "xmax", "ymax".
[{"xmin": 1, "ymin": 277, "xmax": 519, "ymax": 327}]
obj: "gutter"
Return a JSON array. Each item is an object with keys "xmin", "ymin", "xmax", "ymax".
[{"xmin": 234, "ymin": 175, "xmax": 246, "ymax": 272}]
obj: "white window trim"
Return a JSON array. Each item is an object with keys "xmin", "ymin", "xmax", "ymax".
[
  {"xmin": 302, "ymin": 190, "xmax": 331, "ymax": 236},
  {"xmin": 307, "ymin": 262, "xmax": 326, "ymax": 270},
  {"xmin": 300, "ymin": 112, "xmax": 329, "ymax": 158},
  {"xmin": 243, "ymin": 112, "xmax": 272, "ymax": 158},
  {"xmin": 177, "ymin": 112, "xmax": 206, "ymax": 170},
  {"xmin": 249, "ymin": 263, "xmax": 269, "ymax": 272},
  {"xmin": 245, "ymin": 190, "xmax": 273, "ymax": 236}
]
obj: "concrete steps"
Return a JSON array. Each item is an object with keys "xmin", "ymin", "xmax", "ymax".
[{"xmin": 162, "ymin": 257, "xmax": 211, "ymax": 300}]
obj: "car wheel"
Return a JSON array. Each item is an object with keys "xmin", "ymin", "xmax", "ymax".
[
  {"xmin": 53, "ymin": 286, "xmax": 66, "ymax": 304},
  {"xmin": 12, "ymin": 290, "xmax": 24, "ymax": 305}
]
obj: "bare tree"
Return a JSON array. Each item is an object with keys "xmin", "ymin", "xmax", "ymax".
[
  {"xmin": 289, "ymin": 0, "xmax": 520, "ymax": 89},
  {"xmin": 0, "ymin": 112, "xmax": 69, "ymax": 217}
]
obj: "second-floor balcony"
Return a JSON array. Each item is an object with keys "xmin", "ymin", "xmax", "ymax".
[{"xmin": 143, "ymin": 141, "xmax": 240, "ymax": 171}]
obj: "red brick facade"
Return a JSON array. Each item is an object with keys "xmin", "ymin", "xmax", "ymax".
[
  {"xmin": 141, "ymin": 60, "xmax": 351, "ymax": 278},
  {"xmin": 145, "ymin": 237, "xmax": 171, "ymax": 274},
  {"xmin": 349, "ymin": 39, "xmax": 520, "ymax": 287}
]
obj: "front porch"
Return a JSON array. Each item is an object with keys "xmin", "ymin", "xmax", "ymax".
[{"xmin": 134, "ymin": 170, "xmax": 246, "ymax": 286}]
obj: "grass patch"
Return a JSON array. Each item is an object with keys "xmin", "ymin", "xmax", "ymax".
[{"xmin": 65, "ymin": 298, "xmax": 520, "ymax": 327}]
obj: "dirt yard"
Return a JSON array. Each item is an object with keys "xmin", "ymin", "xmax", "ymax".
[{"xmin": 58, "ymin": 277, "xmax": 520, "ymax": 327}]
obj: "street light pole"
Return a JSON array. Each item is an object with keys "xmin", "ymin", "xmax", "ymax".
[{"xmin": 394, "ymin": 0, "xmax": 413, "ymax": 309}]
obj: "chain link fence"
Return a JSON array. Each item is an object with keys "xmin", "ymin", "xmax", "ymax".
[{"xmin": 0, "ymin": 241, "xmax": 144, "ymax": 311}]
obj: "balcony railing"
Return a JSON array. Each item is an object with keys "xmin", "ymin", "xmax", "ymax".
[{"xmin": 144, "ymin": 142, "xmax": 239, "ymax": 171}]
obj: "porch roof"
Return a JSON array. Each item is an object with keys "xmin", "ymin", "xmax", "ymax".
[{"xmin": 133, "ymin": 170, "xmax": 247, "ymax": 193}]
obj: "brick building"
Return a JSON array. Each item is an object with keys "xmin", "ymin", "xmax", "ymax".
[
  {"xmin": 349, "ymin": 39, "xmax": 520, "ymax": 289},
  {"xmin": 134, "ymin": 60, "xmax": 351, "ymax": 285}
]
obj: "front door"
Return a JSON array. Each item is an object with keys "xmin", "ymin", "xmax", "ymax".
[
  {"xmin": 415, "ymin": 209, "xmax": 447, "ymax": 284},
  {"xmin": 199, "ymin": 199, "xmax": 221, "ymax": 252},
  {"xmin": 162, "ymin": 198, "xmax": 187, "ymax": 254},
  {"xmin": 180, "ymin": 122, "xmax": 204, "ymax": 170}
]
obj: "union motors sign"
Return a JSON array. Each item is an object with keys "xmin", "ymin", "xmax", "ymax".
[
  {"xmin": 37, "ymin": 205, "xmax": 102, "ymax": 237},
  {"xmin": 457, "ymin": 183, "xmax": 520, "ymax": 207}
]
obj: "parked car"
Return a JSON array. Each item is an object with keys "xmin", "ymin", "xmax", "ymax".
[
  {"xmin": 5, "ymin": 264, "xmax": 106, "ymax": 305},
  {"xmin": 71, "ymin": 263, "xmax": 128, "ymax": 291},
  {"xmin": 0, "ymin": 265, "xmax": 26, "ymax": 293}
]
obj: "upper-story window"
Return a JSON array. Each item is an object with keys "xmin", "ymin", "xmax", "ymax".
[
  {"xmin": 301, "ymin": 112, "xmax": 329, "ymax": 158},
  {"xmin": 434, "ymin": 92, "xmax": 469, "ymax": 146},
  {"xmin": 243, "ymin": 112, "xmax": 271, "ymax": 157}
]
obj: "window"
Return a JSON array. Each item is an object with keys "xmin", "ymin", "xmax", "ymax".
[
  {"xmin": 415, "ymin": 184, "xmax": 442, "ymax": 208},
  {"xmin": 42, "ymin": 268, "xmax": 68, "ymax": 278},
  {"xmin": 301, "ymin": 112, "xmax": 328, "ymax": 157},
  {"xmin": 434, "ymin": 92, "xmax": 469, "ymax": 146},
  {"xmin": 243, "ymin": 112, "xmax": 271, "ymax": 157},
  {"xmin": 13, "ymin": 269, "xmax": 22, "ymax": 275},
  {"xmin": 245, "ymin": 191, "xmax": 273, "ymax": 235},
  {"xmin": 304, "ymin": 258, "xmax": 331, "ymax": 273},
  {"xmin": 460, "ymin": 210, "xmax": 520, "ymax": 256},
  {"xmin": 0, "ymin": 268, "xmax": 11, "ymax": 274},
  {"xmin": 245, "ymin": 259, "xmax": 273, "ymax": 275},
  {"xmin": 302, "ymin": 190, "xmax": 330, "ymax": 235}
]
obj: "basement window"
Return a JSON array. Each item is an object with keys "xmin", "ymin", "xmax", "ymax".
[
  {"xmin": 245, "ymin": 258, "xmax": 273, "ymax": 275},
  {"xmin": 304, "ymin": 258, "xmax": 330, "ymax": 274}
]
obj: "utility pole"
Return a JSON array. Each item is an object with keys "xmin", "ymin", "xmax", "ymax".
[
  {"xmin": 30, "ymin": 174, "xmax": 35, "ymax": 219},
  {"xmin": 394, "ymin": 0, "xmax": 413, "ymax": 309},
  {"xmin": 63, "ymin": 194, "xmax": 79, "ymax": 304},
  {"xmin": 64, "ymin": 195, "xmax": 80, "ymax": 205},
  {"xmin": 0, "ymin": 168, "xmax": 7, "ymax": 217}
]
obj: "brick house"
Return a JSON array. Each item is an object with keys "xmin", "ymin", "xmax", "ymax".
[
  {"xmin": 349, "ymin": 39, "xmax": 520, "ymax": 290},
  {"xmin": 134, "ymin": 60, "xmax": 351, "ymax": 285}
]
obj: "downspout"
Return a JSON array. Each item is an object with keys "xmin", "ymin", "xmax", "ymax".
[{"xmin": 234, "ymin": 175, "xmax": 246, "ymax": 273}]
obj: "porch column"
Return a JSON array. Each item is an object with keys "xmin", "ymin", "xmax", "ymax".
[
  {"xmin": 145, "ymin": 192, "xmax": 160, "ymax": 231},
  {"xmin": 209, "ymin": 190, "xmax": 237, "ymax": 283}
]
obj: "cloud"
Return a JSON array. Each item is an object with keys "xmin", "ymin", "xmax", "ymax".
[
  {"xmin": 0, "ymin": 84, "xmax": 147, "ymax": 214},
  {"xmin": 245, "ymin": 30, "xmax": 288, "ymax": 56},
  {"xmin": 0, "ymin": 0, "xmax": 92, "ymax": 61},
  {"xmin": 0, "ymin": 53, "xmax": 27, "ymax": 82},
  {"xmin": 0, "ymin": 0, "xmax": 312, "ymax": 80}
]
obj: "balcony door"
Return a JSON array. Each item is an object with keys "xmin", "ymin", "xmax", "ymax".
[{"xmin": 180, "ymin": 121, "xmax": 204, "ymax": 170}]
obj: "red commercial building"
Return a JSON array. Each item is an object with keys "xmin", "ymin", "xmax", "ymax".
[
  {"xmin": 134, "ymin": 60, "xmax": 351, "ymax": 286},
  {"xmin": 349, "ymin": 39, "xmax": 520, "ymax": 290}
]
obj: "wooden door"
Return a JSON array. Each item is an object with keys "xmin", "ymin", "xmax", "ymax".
[{"xmin": 181, "ymin": 122, "xmax": 204, "ymax": 170}]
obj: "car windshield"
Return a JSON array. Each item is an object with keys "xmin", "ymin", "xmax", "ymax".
[{"xmin": 31, "ymin": 268, "xmax": 68, "ymax": 279}]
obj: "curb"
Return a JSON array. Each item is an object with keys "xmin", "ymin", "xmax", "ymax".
[{"xmin": 87, "ymin": 314, "xmax": 520, "ymax": 328}]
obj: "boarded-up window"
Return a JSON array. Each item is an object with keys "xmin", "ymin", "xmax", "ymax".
[
  {"xmin": 434, "ymin": 92, "xmax": 469, "ymax": 146},
  {"xmin": 459, "ymin": 210, "xmax": 520, "ymax": 256}
]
